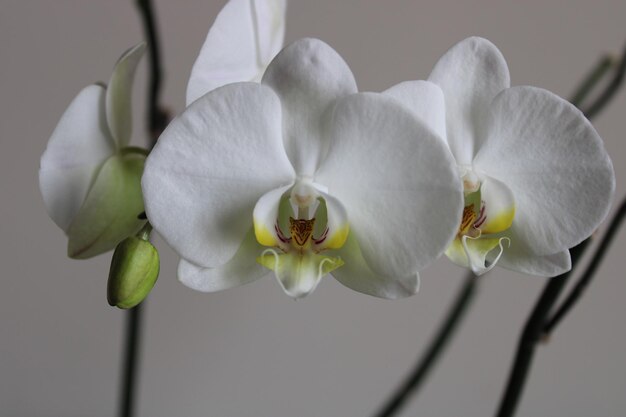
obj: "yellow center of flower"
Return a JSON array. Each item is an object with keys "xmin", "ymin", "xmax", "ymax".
[
  {"xmin": 445, "ymin": 169, "xmax": 516, "ymax": 275},
  {"xmin": 253, "ymin": 179, "xmax": 348, "ymax": 297}
]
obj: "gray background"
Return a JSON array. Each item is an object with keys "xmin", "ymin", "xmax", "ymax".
[{"xmin": 1, "ymin": 1, "xmax": 625, "ymax": 416}]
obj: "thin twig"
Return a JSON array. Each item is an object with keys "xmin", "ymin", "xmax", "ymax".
[
  {"xmin": 135, "ymin": 0, "xmax": 169, "ymax": 144},
  {"xmin": 569, "ymin": 56, "xmax": 614, "ymax": 108},
  {"xmin": 118, "ymin": 2, "xmax": 168, "ymax": 417},
  {"xmin": 373, "ymin": 272, "xmax": 478, "ymax": 417},
  {"xmin": 583, "ymin": 42, "xmax": 626, "ymax": 119},
  {"xmin": 543, "ymin": 196, "xmax": 626, "ymax": 336},
  {"xmin": 120, "ymin": 304, "xmax": 143, "ymax": 417},
  {"xmin": 493, "ymin": 41, "xmax": 626, "ymax": 417},
  {"xmin": 494, "ymin": 241, "xmax": 589, "ymax": 417}
]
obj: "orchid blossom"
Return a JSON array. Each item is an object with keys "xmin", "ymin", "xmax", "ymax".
[
  {"xmin": 186, "ymin": 0, "xmax": 287, "ymax": 106},
  {"xmin": 385, "ymin": 37, "xmax": 615, "ymax": 276},
  {"xmin": 142, "ymin": 38, "xmax": 463, "ymax": 298},
  {"xmin": 40, "ymin": 44, "xmax": 148, "ymax": 259}
]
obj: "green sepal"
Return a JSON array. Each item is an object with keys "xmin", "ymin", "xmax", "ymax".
[
  {"xmin": 107, "ymin": 236, "xmax": 159, "ymax": 309},
  {"xmin": 66, "ymin": 153, "xmax": 145, "ymax": 259}
]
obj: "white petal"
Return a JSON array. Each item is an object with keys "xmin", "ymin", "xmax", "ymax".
[
  {"xmin": 39, "ymin": 84, "xmax": 115, "ymax": 232},
  {"xmin": 142, "ymin": 82, "xmax": 295, "ymax": 268},
  {"xmin": 428, "ymin": 37, "xmax": 510, "ymax": 164},
  {"xmin": 316, "ymin": 93, "xmax": 463, "ymax": 277},
  {"xmin": 67, "ymin": 153, "xmax": 146, "ymax": 259},
  {"xmin": 474, "ymin": 86, "xmax": 615, "ymax": 256},
  {"xmin": 178, "ymin": 229, "xmax": 269, "ymax": 292},
  {"xmin": 186, "ymin": 0, "xmax": 287, "ymax": 105},
  {"xmin": 497, "ymin": 238, "xmax": 572, "ymax": 277},
  {"xmin": 253, "ymin": 0, "xmax": 287, "ymax": 66},
  {"xmin": 383, "ymin": 80, "xmax": 447, "ymax": 142},
  {"xmin": 332, "ymin": 233, "xmax": 420, "ymax": 299},
  {"xmin": 262, "ymin": 38, "xmax": 358, "ymax": 176},
  {"xmin": 106, "ymin": 43, "xmax": 145, "ymax": 147}
]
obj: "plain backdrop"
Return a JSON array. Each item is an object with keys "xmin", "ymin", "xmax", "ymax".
[{"xmin": 1, "ymin": 1, "xmax": 625, "ymax": 416}]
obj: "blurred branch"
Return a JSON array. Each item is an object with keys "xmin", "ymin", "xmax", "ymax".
[
  {"xmin": 569, "ymin": 56, "xmax": 614, "ymax": 108},
  {"xmin": 494, "ymin": 241, "xmax": 589, "ymax": 417},
  {"xmin": 373, "ymin": 272, "xmax": 479, "ymax": 417},
  {"xmin": 583, "ymin": 42, "xmax": 626, "ymax": 119},
  {"xmin": 494, "ymin": 42, "xmax": 626, "ymax": 417},
  {"xmin": 117, "ymin": 2, "xmax": 170, "ymax": 417},
  {"xmin": 543, "ymin": 195, "xmax": 626, "ymax": 336},
  {"xmin": 135, "ymin": 0, "xmax": 169, "ymax": 145}
]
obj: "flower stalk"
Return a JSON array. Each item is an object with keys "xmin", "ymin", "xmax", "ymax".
[
  {"xmin": 374, "ymin": 272, "xmax": 479, "ymax": 417},
  {"xmin": 494, "ymin": 41, "xmax": 626, "ymax": 417},
  {"xmin": 542, "ymin": 195, "xmax": 626, "ymax": 337},
  {"xmin": 118, "ymin": 2, "xmax": 169, "ymax": 417}
]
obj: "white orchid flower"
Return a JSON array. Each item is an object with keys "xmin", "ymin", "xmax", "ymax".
[
  {"xmin": 385, "ymin": 37, "xmax": 615, "ymax": 277},
  {"xmin": 143, "ymin": 38, "xmax": 463, "ymax": 299},
  {"xmin": 40, "ymin": 44, "xmax": 148, "ymax": 259},
  {"xmin": 186, "ymin": 0, "xmax": 287, "ymax": 106}
]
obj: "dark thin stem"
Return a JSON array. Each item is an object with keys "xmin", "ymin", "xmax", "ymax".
[
  {"xmin": 583, "ymin": 42, "xmax": 626, "ymax": 119},
  {"xmin": 494, "ymin": 241, "xmax": 588, "ymax": 417},
  {"xmin": 135, "ymin": 0, "xmax": 169, "ymax": 145},
  {"xmin": 493, "ymin": 42, "xmax": 626, "ymax": 417},
  {"xmin": 373, "ymin": 273, "xmax": 478, "ymax": 417},
  {"xmin": 120, "ymin": 304, "xmax": 143, "ymax": 417},
  {"xmin": 117, "ymin": 2, "xmax": 168, "ymax": 417},
  {"xmin": 569, "ymin": 56, "xmax": 614, "ymax": 108},
  {"xmin": 543, "ymin": 196, "xmax": 626, "ymax": 336}
]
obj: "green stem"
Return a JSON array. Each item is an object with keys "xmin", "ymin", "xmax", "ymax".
[
  {"xmin": 569, "ymin": 55, "xmax": 615, "ymax": 108},
  {"xmin": 543, "ymin": 195, "xmax": 626, "ymax": 337},
  {"xmin": 373, "ymin": 272, "xmax": 479, "ymax": 417},
  {"xmin": 120, "ymin": 146, "xmax": 150, "ymax": 157},
  {"xmin": 493, "ymin": 41, "xmax": 626, "ymax": 417}
]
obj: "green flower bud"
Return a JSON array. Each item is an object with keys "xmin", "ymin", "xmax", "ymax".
[{"xmin": 107, "ymin": 235, "xmax": 159, "ymax": 309}]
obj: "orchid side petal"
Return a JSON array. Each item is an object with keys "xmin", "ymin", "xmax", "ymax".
[
  {"xmin": 314, "ymin": 191, "xmax": 349, "ymax": 251},
  {"xmin": 479, "ymin": 174, "xmax": 515, "ymax": 234},
  {"xmin": 262, "ymin": 38, "xmax": 358, "ymax": 176},
  {"xmin": 186, "ymin": 0, "xmax": 287, "ymax": 105},
  {"xmin": 384, "ymin": 80, "xmax": 447, "ymax": 142},
  {"xmin": 40, "ymin": 84, "xmax": 115, "ymax": 232},
  {"xmin": 474, "ymin": 86, "xmax": 615, "ymax": 256},
  {"xmin": 178, "ymin": 229, "xmax": 269, "ymax": 292},
  {"xmin": 316, "ymin": 93, "xmax": 463, "ymax": 277},
  {"xmin": 428, "ymin": 37, "xmax": 510, "ymax": 164},
  {"xmin": 106, "ymin": 43, "xmax": 145, "ymax": 147},
  {"xmin": 331, "ymin": 233, "xmax": 420, "ymax": 299},
  {"xmin": 142, "ymin": 83, "xmax": 295, "ymax": 268},
  {"xmin": 67, "ymin": 154, "xmax": 146, "ymax": 259},
  {"xmin": 253, "ymin": 184, "xmax": 293, "ymax": 248}
]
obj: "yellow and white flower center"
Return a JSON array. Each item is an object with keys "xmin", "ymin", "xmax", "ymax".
[
  {"xmin": 446, "ymin": 168, "xmax": 516, "ymax": 275},
  {"xmin": 254, "ymin": 178, "xmax": 348, "ymax": 298}
]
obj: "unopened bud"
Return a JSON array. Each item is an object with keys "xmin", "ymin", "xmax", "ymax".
[{"xmin": 107, "ymin": 235, "xmax": 159, "ymax": 309}]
